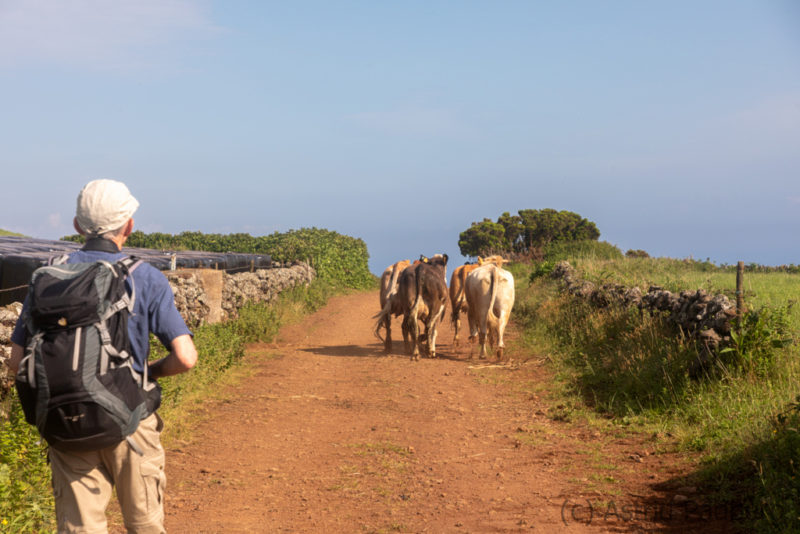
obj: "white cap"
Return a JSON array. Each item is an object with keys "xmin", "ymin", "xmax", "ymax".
[{"xmin": 75, "ymin": 179, "xmax": 139, "ymax": 236}]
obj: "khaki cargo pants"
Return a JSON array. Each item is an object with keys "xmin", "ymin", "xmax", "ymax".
[{"xmin": 48, "ymin": 413, "xmax": 166, "ymax": 534}]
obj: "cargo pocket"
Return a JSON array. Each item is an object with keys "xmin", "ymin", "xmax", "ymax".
[{"xmin": 139, "ymin": 453, "xmax": 166, "ymax": 516}]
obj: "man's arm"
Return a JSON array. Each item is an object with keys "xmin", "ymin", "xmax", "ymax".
[
  {"xmin": 148, "ymin": 334, "xmax": 197, "ymax": 379},
  {"xmin": 8, "ymin": 343, "xmax": 24, "ymax": 376}
]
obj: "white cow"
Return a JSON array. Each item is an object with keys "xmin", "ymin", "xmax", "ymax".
[{"xmin": 465, "ymin": 262, "xmax": 515, "ymax": 359}]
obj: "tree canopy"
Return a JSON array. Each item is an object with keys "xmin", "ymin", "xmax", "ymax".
[{"xmin": 458, "ymin": 209, "xmax": 600, "ymax": 258}]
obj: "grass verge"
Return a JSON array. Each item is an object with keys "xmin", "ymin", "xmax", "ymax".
[{"xmin": 509, "ymin": 254, "xmax": 800, "ymax": 533}]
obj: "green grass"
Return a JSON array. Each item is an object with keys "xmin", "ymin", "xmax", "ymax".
[
  {"xmin": 0, "ymin": 229, "xmax": 25, "ymax": 237},
  {"xmin": 511, "ymin": 253, "xmax": 800, "ymax": 533}
]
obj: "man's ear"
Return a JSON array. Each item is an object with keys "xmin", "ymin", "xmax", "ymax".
[
  {"xmin": 123, "ymin": 218, "xmax": 134, "ymax": 237},
  {"xmin": 73, "ymin": 217, "xmax": 86, "ymax": 236}
]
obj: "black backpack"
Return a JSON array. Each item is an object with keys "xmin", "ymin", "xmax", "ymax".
[{"xmin": 15, "ymin": 255, "xmax": 161, "ymax": 452}]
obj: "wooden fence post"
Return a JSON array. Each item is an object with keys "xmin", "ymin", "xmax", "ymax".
[{"xmin": 736, "ymin": 260, "xmax": 745, "ymax": 328}]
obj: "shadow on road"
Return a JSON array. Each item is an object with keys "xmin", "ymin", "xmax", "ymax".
[
  {"xmin": 299, "ymin": 342, "xmax": 472, "ymax": 362},
  {"xmin": 298, "ymin": 344, "xmax": 384, "ymax": 358}
]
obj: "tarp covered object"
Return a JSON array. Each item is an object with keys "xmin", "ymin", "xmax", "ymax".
[{"xmin": 0, "ymin": 236, "xmax": 272, "ymax": 305}]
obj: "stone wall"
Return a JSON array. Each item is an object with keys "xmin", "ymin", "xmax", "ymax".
[
  {"xmin": 219, "ymin": 262, "xmax": 315, "ymax": 321},
  {"xmin": 551, "ymin": 261, "xmax": 737, "ymax": 354},
  {"xmin": 1, "ymin": 262, "xmax": 315, "ymax": 401},
  {"xmin": 165, "ymin": 261, "xmax": 316, "ymax": 325}
]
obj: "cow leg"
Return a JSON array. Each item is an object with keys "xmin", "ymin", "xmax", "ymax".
[
  {"xmin": 466, "ymin": 307, "xmax": 478, "ymax": 345},
  {"xmin": 451, "ymin": 303, "xmax": 462, "ymax": 346},
  {"xmin": 478, "ymin": 312, "xmax": 490, "ymax": 359},
  {"xmin": 478, "ymin": 332, "xmax": 488, "ymax": 358},
  {"xmin": 487, "ymin": 326, "xmax": 497, "ymax": 352},
  {"xmin": 496, "ymin": 312, "xmax": 509, "ymax": 361},
  {"xmin": 383, "ymin": 314, "xmax": 392, "ymax": 353},
  {"xmin": 428, "ymin": 303, "xmax": 445, "ymax": 358},
  {"xmin": 402, "ymin": 314, "xmax": 412, "ymax": 355},
  {"xmin": 409, "ymin": 314, "xmax": 421, "ymax": 361}
]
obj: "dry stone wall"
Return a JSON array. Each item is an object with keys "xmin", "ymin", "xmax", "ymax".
[
  {"xmin": 162, "ymin": 262, "xmax": 316, "ymax": 325},
  {"xmin": 1, "ymin": 262, "xmax": 315, "ymax": 401},
  {"xmin": 0, "ymin": 302, "xmax": 23, "ymax": 406},
  {"xmin": 551, "ymin": 261, "xmax": 737, "ymax": 353},
  {"xmin": 221, "ymin": 262, "xmax": 315, "ymax": 321}
]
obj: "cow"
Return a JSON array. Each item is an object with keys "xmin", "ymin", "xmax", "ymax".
[
  {"xmin": 465, "ymin": 261, "xmax": 515, "ymax": 360},
  {"xmin": 449, "ymin": 255, "xmax": 508, "ymax": 346},
  {"xmin": 376, "ymin": 259, "xmax": 412, "ymax": 352},
  {"xmin": 374, "ymin": 254, "xmax": 448, "ymax": 360}
]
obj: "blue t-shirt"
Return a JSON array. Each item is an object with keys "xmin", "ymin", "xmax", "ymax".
[{"xmin": 11, "ymin": 249, "xmax": 192, "ymax": 374}]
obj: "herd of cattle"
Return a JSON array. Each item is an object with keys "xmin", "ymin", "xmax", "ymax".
[{"xmin": 373, "ymin": 254, "xmax": 515, "ymax": 361}]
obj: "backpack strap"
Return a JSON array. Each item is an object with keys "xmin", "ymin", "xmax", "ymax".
[
  {"xmin": 48, "ymin": 254, "xmax": 70, "ymax": 266},
  {"xmin": 120, "ymin": 257, "xmax": 143, "ymax": 313},
  {"xmin": 114, "ymin": 256, "xmax": 156, "ymax": 391}
]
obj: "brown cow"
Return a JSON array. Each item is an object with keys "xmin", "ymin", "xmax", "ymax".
[
  {"xmin": 406, "ymin": 254, "xmax": 448, "ymax": 360},
  {"xmin": 374, "ymin": 254, "xmax": 448, "ymax": 359},
  {"xmin": 376, "ymin": 259, "xmax": 412, "ymax": 352},
  {"xmin": 449, "ymin": 255, "xmax": 508, "ymax": 346}
]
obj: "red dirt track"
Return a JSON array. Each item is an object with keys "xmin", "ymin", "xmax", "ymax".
[{"xmin": 157, "ymin": 291, "xmax": 731, "ymax": 533}]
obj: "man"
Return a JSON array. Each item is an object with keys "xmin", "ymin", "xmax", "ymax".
[{"xmin": 8, "ymin": 179, "xmax": 198, "ymax": 534}]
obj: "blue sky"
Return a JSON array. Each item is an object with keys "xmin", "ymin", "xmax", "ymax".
[{"xmin": 1, "ymin": 1, "xmax": 799, "ymax": 273}]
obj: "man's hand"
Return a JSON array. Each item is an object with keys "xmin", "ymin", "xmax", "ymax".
[{"xmin": 148, "ymin": 334, "xmax": 197, "ymax": 379}]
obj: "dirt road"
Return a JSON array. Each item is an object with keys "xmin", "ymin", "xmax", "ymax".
[{"xmin": 161, "ymin": 291, "xmax": 729, "ymax": 533}]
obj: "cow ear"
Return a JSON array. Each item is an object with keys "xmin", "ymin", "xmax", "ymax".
[
  {"xmin": 477, "ymin": 256, "xmax": 484, "ymax": 265},
  {"xmin": 420, "ymin": 254, "xmax": 429, "ymax": 263},
  {"xmin": 443, "ymin": 254, "xmax": 448, "ymax": 264}
]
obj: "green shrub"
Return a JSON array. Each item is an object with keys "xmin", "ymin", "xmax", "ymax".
[
  {"xmin": 720, "ymin": 306, "xmax": 793, "ymax": 376},
  {"xmin": 528, "ymin": 261, "xmax": 555, "ymax": 282},
  {"xmin": 63, "ymin": 228, "xmax": 375, "ymax": 290},
  {"xmin": 625, "ymin": 249, "xmax": 649, "ymax": 258}
]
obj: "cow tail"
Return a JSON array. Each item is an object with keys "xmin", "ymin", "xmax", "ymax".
[
  {"xmin": 457, "ymin": 264, "xmax": 469, "ymax": 303},
  {"xmin": 488, "ymin": 265, "xmax": 499, "ymax": 323},
  {"xmin": 410, "ymin": 263, "xmax": 424, "ymax": 327},
  {"xmin": 388, "ymin": 262, "xmax": 403, "ymax": 295},
  {"xmin": 373, "ymin": 299, "xmax": 392, "ymax": 342},
  {"xmin": 450, "ymin": 267, "xmax": 466, "ymax": 326}
]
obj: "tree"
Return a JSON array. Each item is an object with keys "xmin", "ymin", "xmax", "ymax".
[
  {"xmin": 518, "ymin": 208, "xmax": 599, "ymax": 249},
  {"xmin": 458, "ymin": 219, "xmax": 508, "ymax": 257},
  {"xmin": 457, "ymin": 209, "xmax": 600, "ymax": 258},
  {"xmin": 497, "ymin": 212, "xmax": 524, "ymax": 252}
]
